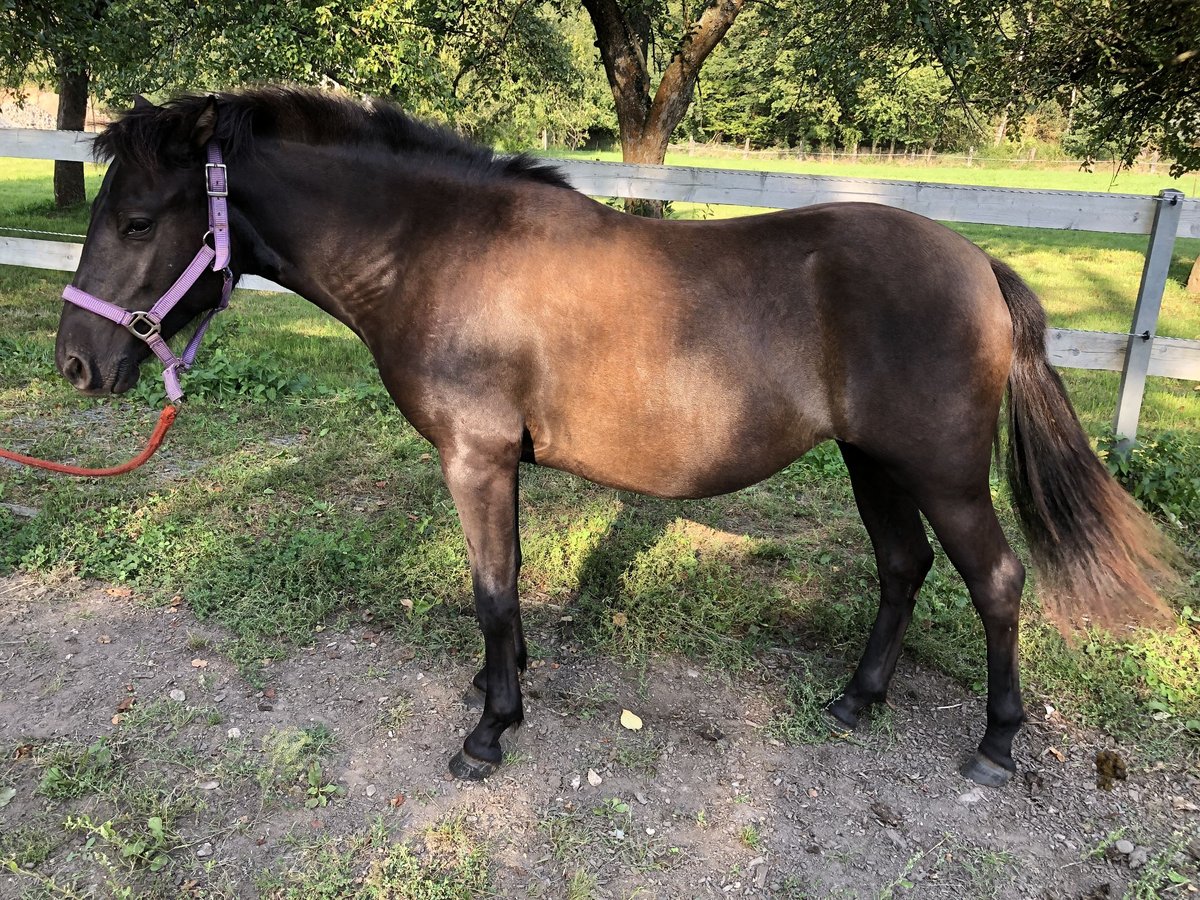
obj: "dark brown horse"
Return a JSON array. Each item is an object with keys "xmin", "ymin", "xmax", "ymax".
[{"xmin": 55, "ymin": 89, "xmax": 1173, "ymax": 786}]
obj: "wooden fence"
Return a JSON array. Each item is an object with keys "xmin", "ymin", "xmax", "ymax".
[{"xmin": 3, "ymin": 128, "xmax": 1200, "ymax": 441}]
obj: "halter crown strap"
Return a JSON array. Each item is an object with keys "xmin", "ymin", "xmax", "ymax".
[{"xmin": 61, "ymin": 140, "xmax": 234, "ymax": 404}]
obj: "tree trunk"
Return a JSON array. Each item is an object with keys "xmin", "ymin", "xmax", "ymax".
[
  {"xmin": 54, "ymin": 61, "xmax": 89, "ymax": 208},
  {"xmin": 993, "ymin": 108, "xmax": 1009, "ymax": 146},
  {"xmin": 1187, "ymin": 255, "xmax": 1200, "ymax": 294},
  {"xmin": 582, "ymin": 0, "xmax": 745, "ymax": 217}
]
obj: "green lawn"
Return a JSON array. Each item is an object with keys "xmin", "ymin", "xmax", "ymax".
[
  {"xmin": 2, "ymin": 156, "xmax": 1199, "ymax": 769},
  {"xmin": 553, "ymin": 147, "xmax": 1200, "ymax": 196}
]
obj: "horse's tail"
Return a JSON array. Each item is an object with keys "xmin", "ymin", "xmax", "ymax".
[{"xmin": 992, "ymin": 257, "xmax": 1177, "ymax": 632}]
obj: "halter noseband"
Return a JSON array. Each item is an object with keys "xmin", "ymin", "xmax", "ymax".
[{"xmin": 61, "ymin": 142, "xmax": 234, "ymax": 404}]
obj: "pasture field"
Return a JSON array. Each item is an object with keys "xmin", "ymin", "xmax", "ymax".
[
  {"xmin": 1, "ymin": 159, "xmax": 1199, "ymax": 897},
  {"xmin": 555, "ymin": 147, "xmax": 1200, "ymax": 196}
]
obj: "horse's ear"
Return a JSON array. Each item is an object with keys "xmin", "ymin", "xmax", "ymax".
[
  {"xmin": 166, "ymin": 96, "xmax": 218, "ymax": 163},
  {"xmin": 189, "ymin": 96, "xmax": 218, "ymax": 147},
  {"xmin": 131, "ymin": 94, "xmax": 154, "ymax": 111}
]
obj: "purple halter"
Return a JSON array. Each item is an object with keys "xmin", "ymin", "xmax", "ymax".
[{"xmin": 61, "ymin": 142, "xmax": 234, "ymax": 404}]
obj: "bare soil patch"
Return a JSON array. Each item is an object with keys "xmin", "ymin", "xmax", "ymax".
[{"xmin": 1, "ymin": 574, "xmax": 1197, "ymax": 898}]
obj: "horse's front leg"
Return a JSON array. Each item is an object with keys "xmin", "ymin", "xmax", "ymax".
[{"xmin": 439, "ymin": 438, "xmax": 523, "ymax": 780}]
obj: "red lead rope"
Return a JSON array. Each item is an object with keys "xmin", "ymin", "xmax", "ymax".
[{"xmin": 0, "ymin": 404, "xmax": 178, "ymax": 477}]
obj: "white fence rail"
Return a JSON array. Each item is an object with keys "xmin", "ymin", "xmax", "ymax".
[{"xmin": 3, "ymin": 128, "xmax": 1199, "ymax": 440}]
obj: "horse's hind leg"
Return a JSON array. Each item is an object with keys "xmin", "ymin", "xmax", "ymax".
[
  {"xmin": 912, "ymin": 480, "xmax": 1027, "ymax": 785},
  {"xmin": 828, "ymin": 442, "xmax": 934, "ymax": 729}
]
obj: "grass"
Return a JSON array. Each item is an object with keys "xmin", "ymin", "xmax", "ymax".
[
  {"xmin": 259, "ymin": 816, "xmax": 491, "ymax": 899},
  {"xmin": 2, "ymin": 158, "xmax": 1200, "ymax": 777},
  {"xmin": 551, "ymin": 146, "xmax": 1200, "ymax": 196}
]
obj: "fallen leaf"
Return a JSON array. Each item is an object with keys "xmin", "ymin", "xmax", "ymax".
[
  {"xmin": 1095, "ymin": 749, "xmax": 1127, "ymax": 790},
  {"xmin": 870, "ymin": 801, "xmax": 903, "ymax": 827},
  {"xmin": 620, "ymin": 709, "xmax": 643, "ymax": 731},
  {"xmin": 13, "ymin": 744, "xmax": 33, "ymax": 760},
  {"xmin": 587, "ymin": 768, "xmax": 602, "ymax": 786},
  {"xmin": 1047, "ymin": 747, "xmax": 1065, "ymax": 762},
  {"xmin": 97, "ymin": 634, "xmax": 112, "ymax": 644},
  {"xmin": 612, "ymin": 612, "xmax": 628, "ymax": 628},
  {"xmin": 111, "ymin": 715, "xmax": 123, "ymax": 725},
  {"xmin": 389, "ymin": 793, "xmax": 406, "ymax": 808},
  {"xmin": 400, "ymin": 598, "xmax": 414, "ymax": 611},
  {"xmin": 0, "ymin": 786, "xmax": 16, "ymax": 808},
  {"xmin": 263, "ymin": 686, "xmax": 276, "ymax": 700},
  {"xmin": 191, "ymin": 658, "xmax": 208, "ymax": 669},
  {"xmin": 116, "ymin": 696, "xmax": 135, "ymax": 713},
  {"xmin": 104, "ymin": 587, "xmax": 133, "ymax": 598},
  {"xmin": 169, "ymin": 595, "xmax": 183, "ymax": 607}
]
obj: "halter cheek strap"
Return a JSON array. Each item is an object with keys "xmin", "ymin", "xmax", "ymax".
[{"xmin": 61, "ymin": 142, "xmax": 234, "ymax": 404}]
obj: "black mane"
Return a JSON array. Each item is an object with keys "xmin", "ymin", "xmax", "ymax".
[{"xmin": 93, "ymin": 87, "xmax": 573, "ymax": 190}]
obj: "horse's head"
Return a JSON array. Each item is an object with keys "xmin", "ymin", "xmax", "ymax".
[{"xmin": 56, "ymin": 96, "xmax": 230, "ymax": 396}]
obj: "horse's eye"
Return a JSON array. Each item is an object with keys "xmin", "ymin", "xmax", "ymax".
[{"xmin": 121, "ymin": 218, "xmax": 154, "ymax": 237}]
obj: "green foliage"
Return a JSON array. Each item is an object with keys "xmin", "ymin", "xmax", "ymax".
[
  {"xmin": 260, "ymin": 724, "xmax": 337, "ymax": 793},
  {"xmin": 768, "ymin": 658, "xmax": 843, "ymax": 744},
  {"xmin": 128, "ymin": 347, "xmax": 313, "ymax": 407},
  {"xmin": 2, "ymin": 0, "xmax": 608, "ymax": 151},
  {"xmin": 1098, "ymin": 431, "xmax": 1200, "ymax": 529},
  {"xmin": 65, "ymin": 814, "xmax": 175, "ymax": 872},
  {"xmin": 264, "ymin": 818, "xmax": 491, "ymax": 899},
  {"xmin": 694, "ymin": 4, "xmax": 984, "ymax": 153},
  {"xmin": 304, "ymin": 761, "xmax": 342, "ymax": 809},
  {"xmin": 36, "ymin": 738, "xmax": 122, "ymax": 800}
]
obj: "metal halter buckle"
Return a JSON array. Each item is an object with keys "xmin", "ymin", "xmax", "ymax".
[
  {"xmin": 126, "ymin": 311, "xmax": 161, "ymax": 341},
  {"xmin": 205, "ymin": 162, "xmax": 228, "ymax": 198}
]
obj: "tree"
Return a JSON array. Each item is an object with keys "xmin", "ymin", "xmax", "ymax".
[
  {"xmin": 581, "ymin": 0, "xmax": 747, "ymax": 213},
  {"xmin": 1, "ymin": 1, "xmax": 110, "ymax": 207},
  {"xmin": 788, "ymin": 0, "xmax": 1198, "ymax": 175},
  {"xmin": 1, "ymin": 0, "xmax": 599, "ymax": 203}
]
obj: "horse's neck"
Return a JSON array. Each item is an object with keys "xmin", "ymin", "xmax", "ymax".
[{"xmin": 231, "ymin": 143, "xmax": 454, "ymax": 332}]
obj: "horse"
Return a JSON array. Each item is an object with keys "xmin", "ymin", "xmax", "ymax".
[{"xmin": 54, "ymin": 88, "xmax": 1173, "ymax": 786}]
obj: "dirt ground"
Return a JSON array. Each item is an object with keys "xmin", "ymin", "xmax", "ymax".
[{"xmin": 1, "ymin": 573, "xmax": 1198, "ymax": 899}]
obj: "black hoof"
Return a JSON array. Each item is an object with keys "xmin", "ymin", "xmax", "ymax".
[
  {"xmin": 826, "ymin": 696, "xmax": 860, "ymax": 731},
  {"xmin": 961, "ymin": 752, "xmax": 1013, "ymax": 787},
  {"xmin": 449, "ymin": 749, "xmax": 498, "ymax": 781}
]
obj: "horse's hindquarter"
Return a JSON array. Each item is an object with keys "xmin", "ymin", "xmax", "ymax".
[{"xmin": 807, "ymin": 204, "xmax": 1014, "ymax": 464}]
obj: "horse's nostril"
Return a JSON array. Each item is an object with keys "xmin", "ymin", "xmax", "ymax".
[{"xmin": 63, "ymin": 354, "xmax": 92, "ymax": 389}]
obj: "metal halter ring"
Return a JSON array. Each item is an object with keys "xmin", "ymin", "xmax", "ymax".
[{"xmin": 126, "ymin": 311, "xmax": 162, "ymax": 341}]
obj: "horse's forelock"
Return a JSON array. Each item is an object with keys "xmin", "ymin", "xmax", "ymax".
[{"xmin": 92, "ymin": 94, "xmax": 254, "ymax": 169}]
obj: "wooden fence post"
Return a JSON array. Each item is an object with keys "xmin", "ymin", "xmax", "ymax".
[{"xmin": 1113, "ymin": 188, "xmax": 1185, "ymax": 444}]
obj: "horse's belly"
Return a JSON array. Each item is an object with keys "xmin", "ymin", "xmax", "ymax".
[{"xmin": 529, "ymin": 397, "xmax": 828, "ymax": 500}]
